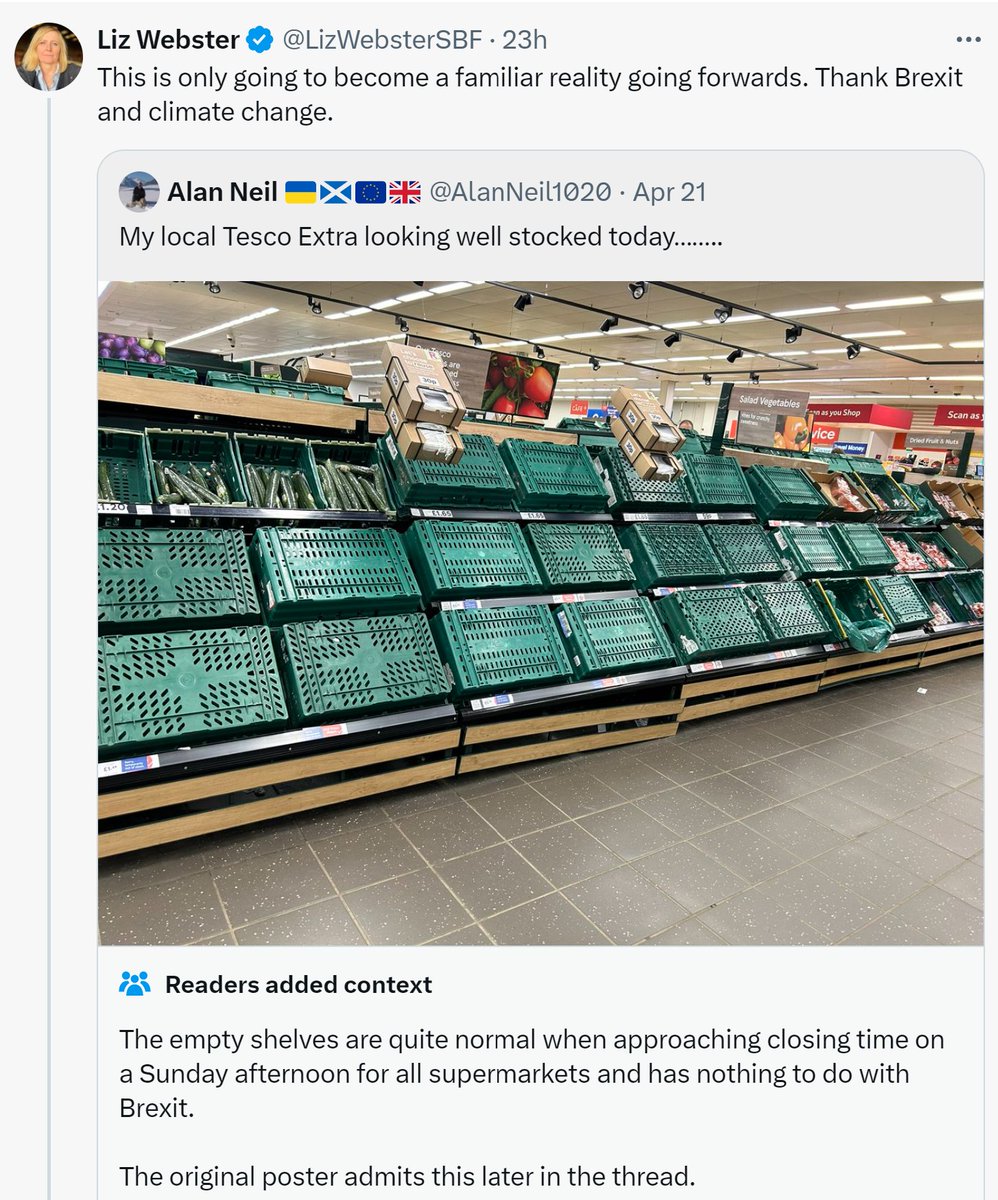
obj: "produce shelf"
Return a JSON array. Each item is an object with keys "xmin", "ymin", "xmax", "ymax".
[
  {"xmin": 681, "ymin": 455, "xmax": 756, "ymax": 512},
  {"xmin": 99, "ymin": 427, "xmax": 154, "ymax": 504},
  {"xmin": 252, "ymin": 526, "xmax": 421, "ymax": 621},
  {"xmin": 98, "ymin": 527, "xmax": 260, "ymax": 631},
  {"xmin": 277, "ymin": 613, "xmax": 451, "ymax": 724},
  {"xmin": 597, "ymin": 446, "xmax": 693, "ymax": 513},
  {"xmin": 405, "ymin": 520, "xmax": 544, "ymax": 600},
  {"xmin": 621, "ymin": 522, "xmax": 727, "ymax": 588},
  {"xmin": 233, "ymin": 433, "xmax": 327, "ymax": 511},
  {"xmin": 704, "ymin": 522, "xmax": 786, "ymax": 580},
  {"xmin": 553, "ymin": 596, "xmax": 678, "ymax": 679},
  {"xmin": 499, "ymin": 438, "xmax": 608, "ymax": 513},
  {"xmin": 748, "ymin": 580, "xmax": 838, "ymax": 648},
  {"xmin": 382, "ymin": 432, "xmax": 517, "ymax": 510},
  {"xmin": 771, "ymin": 525, "xmax": 853, "ymax": 578},
  {"xmin": 744, "ymin": 466, "xmax": 827, "ymax": 523},
  {"xmin": 145, "ymin": 427, "xmax": 248, "ymax": 506},
  {"xmin": 830, "ymin": 524, "xmax": 897, "ymax": 574},
  {"xmin": 867, "ymin": 575, "xmax": 934, "ymax": 631},
  {"xmin": 654, "ymin": 586, "xmax": 770, "ymax": 663},
  {"xmin": 526, "ymin": 523, "xmax": 635, "ymax": 589}
]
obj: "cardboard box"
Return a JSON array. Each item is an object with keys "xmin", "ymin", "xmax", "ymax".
[
  {"xmin": 611, "ymin": 420, "xmax": 680, "ymax": 479},
  {"xmin": 380, "ymin": 341, "xmax": 465, "ymax": 427},
  {"xmin": 383, "ymin": 423, "xmax": 464, "ymax": 466},
  {"xmin": 925, "ymin": 479, "xmax": 979, "ymax": 522},
  {"xmin": 613, "ymin": 389, "xmax": 685, "ymax": 454},
  {"xmin": 298, "ymin": 357, "xmax": 353, "ymax": 389},
  {"xmin": 961, "ymin": 480, "xmax": 984, "ymax": 518},
  {"xmin": 806, "ymin": 469, "xmax": 875, "ymax": 520}
]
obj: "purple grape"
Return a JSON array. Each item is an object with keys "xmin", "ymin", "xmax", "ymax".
[
  {"xmin": 124, "ymin": 336, "xmax": 138, "ymax": 347},
  {"xmin": 111, "ymin": 336, "xmax": 127, "ymax": 350},
  {"xmin": 146, "ymin": 353, "xmax": 163, "ymax": 365}
]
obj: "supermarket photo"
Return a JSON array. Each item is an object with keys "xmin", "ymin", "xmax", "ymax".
[{"xmin": 97, "ymin": 281, "xmax": 983, "ymax": 946}]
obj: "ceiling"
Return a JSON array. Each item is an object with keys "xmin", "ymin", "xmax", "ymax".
[{"xmin": 98, "ymin": 280, "xmax": 984, "ymax": 408}]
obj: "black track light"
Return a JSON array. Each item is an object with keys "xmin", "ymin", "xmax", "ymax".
[
  {"xmin": 785, "ymin": 324, "xmax": 803, "ymax": 345},
  {"xmin": 726, "ymin": 348, "xmax": 744, "ymax": 364},
  {"xmin": 628, "ymin": 282, "xmax": 647, "ymax": 300},
  {"xmin": 749, "ymin": 372, "xmax": 760, "ymax": 384},
  {"xmin": 469, "ymin": 331, "xmax": 482, "ymax": 346},
  {"xmin": 533, "ymin": 345, "xmax": 545, "ymax": 359},
  {"xmin": 308, "ymin": 296, "xmax": 322, "ymax": 316},
  {"xmin": 206, "ymin": 281, "xmax": 221, "ymax": 295},
  {"xmin": 412, "ymin": 282, "xmax": 424, "ymax": 288},
  {"xmin": 714, "ymin": 304, "xmax": 733, "ymax": 324},
  {"xmin": 600, "ymin": 316, "xmax": 618, "ymax": 334},
  {"xmin": 395, "ymin": 316, "xmax": 409, "ymax": 334},
  {"xmin": 663, "ymin": 332, "xmax": 682, "ymax": 348},
  {"xmin": 589, "ymin": 357, "xmax": 601, "ymax": 371},
  {"xmin": 846, "ymin": 342, "xmax": 861, "ymax": 360},
  {"xmin": 702, "ymin": 373, "xmax": 712, "ymax": 386},
  {"xmin": 513, "ymin": 293, "xmax": 532, "ymax": 312}
]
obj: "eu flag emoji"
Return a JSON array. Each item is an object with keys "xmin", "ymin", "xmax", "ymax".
[
  {"xmin": 320, "ymin": 182, "xmax": 352, "ymax": 204},
  {"xmin": 354, "ymin": 180, "xmax": 387, "ymax": 204},
  {"xmin": 285, "ymin": 180, "xmax": 317, "ymax": 204}
]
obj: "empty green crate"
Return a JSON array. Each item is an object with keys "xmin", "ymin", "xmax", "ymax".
[
  {"xmin": 99, "ymin": 528, "xmax": 260, "ymax": 631},
  {"xmin": 867, "ymin": 575, "xmax": 933, "ymax": 630},
  {"xmin": 620, "ymin": 523, "xmax": 726, "ymax": 588},
  {"xmin": 432, "ymin": 605, "xmax": 573, "ymax": 698},
  {"xmin": 830, "ymin": 524, "xmax": 897, "ymax": 573},
  {"xmin": 499, "ymin": 439, "xmax": 608, "ymax": 513},
  {"xmin": 771, "ymin": 525, "xmax": 852, "ymax": 577},
  {"xmin": 277, "ymin": 613, "xmax": 450, "ymax": 723},
  {"xmin": 681, "ymin": 455, "xmax": 756, "ymax": 512},
  {"xmin": 145, "ymin": 428, "xmax": 248, "ymax": 505},
  {"xmin": 381, "ymin": 432, "xmax": 516, "ymax": 510},
  {"xmin": 99, "ymin": 358, "xmax": 197, "ymax": 384},
  {"xmin": 526, "ymin": 523, "xmax": 635, "ymax": 589},
  {"xmin": 554, "ymin": 596, "xmax": 676, "ymax": 679},
  {"xmin": 748, "ymin": 581, "xmax": 837, "ymax": 647},
  {"xmin": 405, "ymin": 521, "xmax": 543, "ymax": 599},
  {"xmin": 654, "ymin": 587, "xmax": 769, "ymax": 663},
  {"xmin": 908, "ymin": 532, "xmax": 967, "ymax": 571},
  {"xmin": 98, "ymin": 428, "xmax": 154, "ymax": 503},
  {"xmin": 744, "ymin": 466, "xmax": 827, "ymax": 522},
  {"xmin": 206, "ymin": 370, "xmax": 298, "ymax": 397},
  {"xmin": 950, "ymin": 570, "xmax": 984, "ymax": 617},
  {"xmin": 233, "ymin": 434, "xmax": 326, "ymax": 508},
  {"xmin": 704, "ymin": 522, "xmax": 786, "ymax": 580},
  {"xmin": 97, "ymin": 626, "xmax": 288, "ymax": 757},
  {"xmin": 252, "ymin": 527, "xmax": 421, "ymax": 621},
  {"xmin": 597, "ymin": 446, "xmax": 693, "ymax": 513}
]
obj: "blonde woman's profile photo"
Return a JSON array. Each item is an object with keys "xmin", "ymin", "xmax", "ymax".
[{"xmin": 15, "ymin": 24, "xmax": 82, "ymax": 91}]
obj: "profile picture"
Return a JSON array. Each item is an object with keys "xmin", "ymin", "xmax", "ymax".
[
  {"xmin": 14, "ymin": 23, "xmax": 82, "ymax": 91},
  {"xmin": 119, "ymin": 172, "xmax": 160, "ymax": 213}
]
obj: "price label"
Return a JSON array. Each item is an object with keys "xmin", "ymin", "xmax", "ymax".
[
  {"xmin": 422, "ymin": 508, "xmax": 454, "ymax": 519},
  {"xmin": 441, "ymin": 600, "xmax": 482, "ymax": 611},
  {"xmin": 97, "ymin": 502, "xmax": 129, "ymax": 514},
  {"xmin": 98, "ymin": 753, "xmax": 160, "ymax": 779},
  {"xmin": 624, "ymin": 512, "xmax": 653, "ymax": 522},
  {"xmin": 302, "ymin": 723, "xmax": 350, "ymax": 740},
  {"xmin": 168, "ymin": 504, "xmax": 191, "ymax": 516},
  {"xmin": 690, "ymin": 660, "xmax": 723, "ymax": 673},
  {"xmin": 520, "ymin": 511, "xmax": 546, "ymax": 521},
  {"xmin": 471, "ymin": 694, "xmax": 515, "ymax": 711},
  {"xmin": 592, "ymin": 675, "xmax": 628, "ymax": 689},
  {"xmin": 552, "ymin": 593, "xmax": 586, "ymax": 604},
  {"xmin": 134, "ymin": 504, "xmax": 153, "ymax": 515},
  {"xmin": 695, "ymin": 512, "xmax": 720, "ymax": 521}
]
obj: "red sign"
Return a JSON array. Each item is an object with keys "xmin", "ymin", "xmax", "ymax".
[
  {"xmin": 934, "ymin": 404, "xmax": 983, "ymax": 429},
  {"xmin": 569, "ymin": 398, "xmax": 590, "ymax": 416},
  {"xmin": 810, "ymin": 423, "xmax": 841, "ymax": 445},
  {"xmin": 806, "ymin": 402, "xmax": 912, "ymax": 430}
]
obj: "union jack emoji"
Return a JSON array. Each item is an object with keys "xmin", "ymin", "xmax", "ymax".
[{"xmin": 389, "ymin": 180, "xmax": 421, "ymax": 204}]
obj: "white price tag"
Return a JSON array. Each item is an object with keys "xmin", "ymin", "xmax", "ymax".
[
  {"xmin": 552, "ymin": 593, "xmax": 586, "ymax": 604},
  {"xmin": 422, "ymin": 508, "xmax": 454, "ymax": 519},
  {"xmin": 695, "ymin": 512, "xmax": 720, "ymax": 521},
  {"xmin": 134, "ymin": 504, "xmax": 153, "ymax": 515},
  {"xmin": 97, "ymin": 502, "xmax": 129, "ymax": 514},
  {"xmin": 302, "ymin": 723, "xmax": 350, "ymax": 740},
  {"xmin": 168, "ymin": 504, "xmax": 191, "ymax": 516},
  {"xmin": 520, "ymin": 511, "xmax": 546, "ymax": 521},
  {"xmin": 690, "ymin": 660, "xmax": 723, "ymax": 673},
  {"xmin": 625, "ymin": 512, "xmax": 653, "ymax": 522},
  {"xmin": 471, "ymin": 694, "xmax": 515, "ymax": 711},
  {"xmin": 97, "ymin": 753, "xmax": 160, "ymax": 779}
]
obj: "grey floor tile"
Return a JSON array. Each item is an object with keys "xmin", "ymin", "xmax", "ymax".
[
  {"xmin": 720, "ymin": 727, "xmax": 800, "ymax": 760},
  {"xmin": 513, "ymin": 822, "xmax": 621, "ymax": 888},
  {"xmin": 753, "ymin": 719, "xmax": 829, "ymax": 748},
  {"xmin": 483, "ymin": 892, "xmax": 612, "ymax": 945},
  {"xmin": 296, "ymin": 797, "xmax": 391, "ymax": 841},
  {"xmin": 426, "ymin": 924, "xmax": 495, "ymax": 946},
  {"xmin": 858, "ymin": 760, "xmax": 952, "ymax": 804},
  {"xmin": 855, "ymin": 823, "xmax": 964, "ymax": 882},
  {"xmin": 189, "ymin": 932, "xmax": 237, "ymax": 946},
  {"xmin": 768, "ymin": 747, "xmax": 852, "ymax": 785},
  {"xmin": 842, "ymin": 728, "xmax": 909, "ymax": 761},
  {"xmin": 515, "ymin": 758, "xmax": 574, "ymax": 783},
  {"xmin": 809, "ymin": 738, "xmax": 891, "ymax": 775},
  {"xmin": 564, "ymin": 866, "xmax": 688, "ymax": 944},
  {"xmin": 643, "ymin": 918, "xmax": 727, "ymax": 946},
  {"xmin": 200, "ymin": 822, "xmax": 305, "ymax": 872},
  {"xmin": 343, "ymin": 869, "xmax": 472, "ymax": 945},
  {"xmin": 921, "ymin": 738, "xmax": 982, "ymax": 774},
  {"xmin": 234, "ymin": 898, "xmax": 366, "ymax": 945},
  {"xmin": 934, "ymin": 860, "xmax": 983, "ymax": 910},
  {"xmin": 829, "ymin": 774, "xmax": 929, "ymax": 821},
  {"xmin": 635, "ymin": 787, "xmax": 734, "ymax": 839},
  {"xmin": 888, "ymin": 887, "xmax": 983, "ymax": 945},
  {"xmin": 758, "ymin": 865, "xmax": 879, "ymax": 941},
  {"xmin": 467, "ymin": 786, "xmax": 567, "ymax": 839},
  {"xmin": 873, "ymin": 720, "xmax": 946, "ymax": 751},
  {"xmin": 906, "ymin": 750, "xmax": 980, "ymax": 790},
  {"xmin": 637, "ymin": 744, "xmax": 721, "ymax": 785},
  {"xmin": 839, "ymin": 914, "xmax": 937, "ymax": 946},
  {"xmin": 436, "ymin": 843, "xmax": 551, "ymax": 920},
  {"xmin": 99, "ymin": 842, "xmax": 207, "ymax": 896},
  {"xmin": 743, "ymin": 806, "xmax": 848, "ymax": 860},
  {"xmin": 99, "ymin": 872, "xmax": 229, "ymax": 945},
  {"xmin": 895, "ymin": 808, "xmax": 983, "ymax": 858},
  {"xmin": 810, "ymin": 844, "xmax": 926, "ymax": 908},
  {"xmin": 311, "ymin": 823, "xmax": 424, "ymax": 893},
  {"xmin": 396, "ymin": 803, "xmax": 503, "ymax": 864},
  {"xmin": 957, "ymin": 776, "xmax": 983, "ymax": 800},
  {"xmin": 578, "ymin": 803, "xmax": 680, "ymax": 860},
  {"xmin": 791, "ymin": 787, "xmax": 887, "ymax": 838},
  {"xmin": 588, "ymin": 754, "xmax": 670, "ymax": 801},
  {"xmin": 532, "ymin": 769, "xmax": 626, "ymax": 817},
  {"xmin": 376, "ymin": 780, "xmax": 461, "ymax": 819},
  {"xmin": 634, "ymin": 843, "xmax": 746, "ymax": 913},
  {"xmin": 929, "ymin": 790, "xmax": 983, "ymax": 831},
  {"xmin": 212, "ymin": 845, "xmax": 335, "ymax": 927},
  {"xmin": 698, "ymin": 890, "xmax": 825, "ymax": 945},
  {"xmin": 452, "ymin": 766, "xmax": 533, "ymax": 801},
  {"xmin": 727, "ymin": 761, "xmax": 816, "ymax": 806},
  {"xmin": 693, "ymin": 823, "xmax": 800, "ymax": 884},
  {"xmin": 667, "ymin": 736, "xmax": 761, "ymax": 773}
]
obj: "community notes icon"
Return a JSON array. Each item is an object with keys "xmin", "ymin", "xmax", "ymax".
[
  {"xmin": 320, "ymin": 182, "xmax": 352, "ymax": 203},
  {"xmin": 120, "ymin": 970, "xmax": 151, "ymax": 997},
  {"xmin": 354, "ymin": 180, "xmax": 387, "ymax": 204},
  {"xmin": 284, "ymin": 180, "xmax": 317, "ymax": 204}
]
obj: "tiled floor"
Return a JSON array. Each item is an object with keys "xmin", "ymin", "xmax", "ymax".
[{"xmin": 99, "ymin": 659, "xmax": 984, "ymax": 947}]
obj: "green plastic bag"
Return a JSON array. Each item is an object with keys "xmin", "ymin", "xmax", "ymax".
[{"xmin": 823, "ymin": 587, "xmax": 891, "ymax": 653}]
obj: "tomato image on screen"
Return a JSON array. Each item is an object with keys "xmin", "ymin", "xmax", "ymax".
[{"xmin": 482, "ymin": 352, "xmax": 559, "ymax": 419}]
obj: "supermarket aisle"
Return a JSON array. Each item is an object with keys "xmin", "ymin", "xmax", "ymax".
[{"xmin": 98, "ymin": 660, "xmax": 983, "ymax": 947}]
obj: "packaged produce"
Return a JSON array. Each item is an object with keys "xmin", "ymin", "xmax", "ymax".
[
  {"xmin": 386, "ymin": 424, "xmax": 464, "ymax": 465},
  {"xmin": 917, "ymin": 539, "xmax": 956, "ymax": 570},
  {"xmin": 311, "ymin": 456, "xmax": 392, "ymax": 513},
  {"xmin": 884, "ymin": 535, "xmax": 930, "ymax": 573},
  {"xmin": 612, "ymin": 389, "xmax": 685, "ymax": 455},
  {"xmin": 150, "ymin": 459, "xmax": 235, "ymax": 506},
  {"xmin": 931, "ymin": 489, "xmax": 963, "ymax": 519},
  {"xmin": 826, "ymin": 473, "xmax": 869, "ymax": 513},
  {"xmin": 297, "ymin": 357, "xmax": 353, "ymax": 388},
  {"xmin": 381, "ymin": 341, "xmax": 466, "ymax": 427}
]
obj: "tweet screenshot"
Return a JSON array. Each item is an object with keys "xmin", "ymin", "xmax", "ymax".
[{"xmin": 7, "ymin": 1, "xmax": 993, "ymax": 1197}]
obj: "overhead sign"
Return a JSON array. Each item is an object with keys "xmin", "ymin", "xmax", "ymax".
[
  {"xmin": 722, "ymin": 384, "xmax": 813, "ymax": 451},
  {"xmin": 807, "ymin": 402, "xmax": 913, "ymax": 430},
  {"xmin": 727, "ymin": 386, "xmax": 811, "ymax": 416},
  {"xmin": 406, "ymin": 335, "xmax": 492, "ymax": 409},
  {"xmin": 569, "ymin": 398, "xmax": 590, "ymax": 416},
  {"xmin": 834, "ymin": 441, "xmax": 869, "ymax": 455},
  {"xmin": 810, "ymin": 423, "xmax": 841, "ymax": 445},
  {"xmin": 905, "ymin": 431, "xmax": 966, "ymax": 452},
  {"xmin": 933, "ymin": 404, "xmax": 983, "ymax": 429}
]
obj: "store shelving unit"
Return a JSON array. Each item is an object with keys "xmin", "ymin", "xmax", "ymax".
[{"xmin": 97, "ymin": 373, "xmax": 984, "ymax": 854}]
